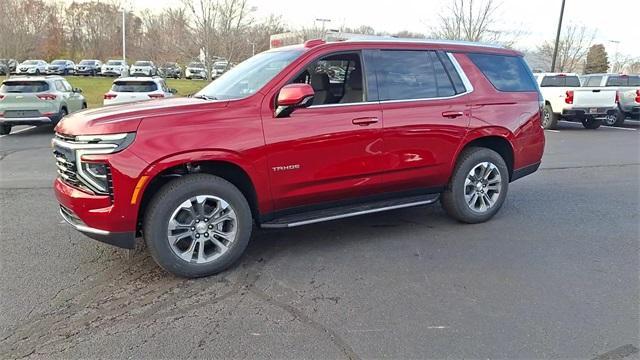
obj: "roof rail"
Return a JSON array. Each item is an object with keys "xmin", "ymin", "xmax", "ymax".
[{"xmin": 344, "ymin": 37, "xmax": 504, "ymax": 49}]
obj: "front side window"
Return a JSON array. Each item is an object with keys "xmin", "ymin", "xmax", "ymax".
[
  {"xmin": 55, "ymin": 80, "xmax": 69, "ymax": 92},
  {"xmin": 290, "ymin": 52, "xmax": 365, "ymax": 105},
  {"xmin": 468, "ymin": 53, "xmax": 537, "ymax": 92},
  {"xmin": 196, "ymin": 49, "xmax": 302, "ymax": 100},
  {"xmin": 111, "ymin": 81, "xmax": 158, "ymax": 93}
]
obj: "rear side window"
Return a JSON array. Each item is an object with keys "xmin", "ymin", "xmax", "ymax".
[
  {"xmin": 606, "ymin": 75, "xmax": 640, "ymax": 86},
  {"xmin": 0, "ymin": 81, "xmax": 49, "ymax": 93},
  {"xmin": 111, "ymin": 81, "xmax": 158, "ymax": 93},
  {"xmin": 468, "ymin": 53, "xmax": 537, "ymax": 92},
  {"xmin": 374, "ymin": 50, "xmax": 459, "ymax": 101},
  {"xmin": 540, "ymin": 75, "xmax": 581, "ymax": 87}
]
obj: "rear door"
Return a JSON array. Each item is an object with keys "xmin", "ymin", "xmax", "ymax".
[{"xmin": 370, "ymin": 49, "xmax": 471, "ymax": 190}]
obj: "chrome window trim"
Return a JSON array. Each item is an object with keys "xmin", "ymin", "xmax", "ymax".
[{"xmin": 306, "ymin": 51, "xmax": 473, "ymax": 109}]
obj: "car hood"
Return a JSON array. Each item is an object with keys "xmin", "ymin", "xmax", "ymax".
[{"xmin": 55, "ymin": 97, "xmax": 229, "ymax": 136}]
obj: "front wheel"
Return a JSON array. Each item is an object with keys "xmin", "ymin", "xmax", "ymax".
[
  {"xmin": 441, "ymin": 147, "xmax": 509, "ymax": 224},
  {"xmin": 0, "ymin": 125, "xmax": 11, "ymax": 135},
  {"xmin": 143, "ymin": 174, "xmax": 253, "ymax": 278},
  {"xmin": 581, "ymin": 117, "xmax": 601, "ymax": 129}
]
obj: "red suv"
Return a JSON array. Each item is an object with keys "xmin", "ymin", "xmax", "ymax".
[{"xmin": 53, "ymin": 39, "xmax": 544, "ymax": 277}]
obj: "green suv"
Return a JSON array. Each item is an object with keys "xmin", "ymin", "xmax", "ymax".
[{"xmin": 0, "ymin": 76, "xmax": 86, "ymax": 135}]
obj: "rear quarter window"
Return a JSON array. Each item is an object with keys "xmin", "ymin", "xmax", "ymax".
[
  {"xmin": 111, "ymin": 81, "xmax": 158, "ymax": 92},
  {"xmin": 467, "ymin": 53, "xmax": 537, "ymax": 92},
  {"xmin": 0, "ymin": 81, "xmax": 49, "ymax": 93}
]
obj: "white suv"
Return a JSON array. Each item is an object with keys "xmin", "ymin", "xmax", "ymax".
[
  {"xmin": 102, "ymin": 60, "xmax": 129, "ymax": 77},
  {"xmin": 16, "ymin": 60, "xmax": 48, "ymax": 75},
  {"xmin": 130, "ymin": 61, "xmax": 157, "ymax": 77},
  {"xmin": 103, "ymin": 77, "xmax": 175, "ymax": 106}
]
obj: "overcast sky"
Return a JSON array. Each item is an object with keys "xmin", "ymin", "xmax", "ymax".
[{"xmin": 125, "ymin": 0, "xmax": 639, "ymax": 57}]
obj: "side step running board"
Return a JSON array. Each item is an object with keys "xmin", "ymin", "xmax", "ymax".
[{"xmin": 261, "ymin": 193, "xmax": 440, "ymax": 229}]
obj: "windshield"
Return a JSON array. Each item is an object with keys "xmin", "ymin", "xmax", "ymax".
[
  {"xmin": 23, "ymin": 60, "xmax": 40, "ymax": 65},
  {"xmin": 107, "ymin": 60, "xmax": 123, "ymax": 65},
  {"xmin": 112, "ymin": 81, "xmax": 157, "ymax": 93},
  {"xmin": 195, "ymin": 49, "xmax": 302, "ymax": 100},
  {"xmin": 188, "ymin": 62, "xmax": 204, "ymax": 68},
  {"xmin": 52, "ymin": 60, "xmax": 66, "ymax": 65},
  {"xmin": 163, "ymin": 63, "xmax": 177, "ymax": 68},
  {"xmin": 135, "ymin": 61, "xmax": 152, "ymax": 66},
  {"xmin": 540, "ymin": 75, "xmax": 581, "ymax": 87},
  {"xmin": 1, "ymin": 81, "xmax": 49, "ymax": 93},
  {"xmin": 214, "ymin": 62, "xmax": 228, "ymax": 69},
  {"xmin": 80, "ymin": 60, "xmax": 95, "ymax": 65}
]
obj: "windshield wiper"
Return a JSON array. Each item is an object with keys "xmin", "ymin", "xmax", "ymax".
[{"xmin": 193, "ymin": 94, "xmax": 218, "ymax": 100}]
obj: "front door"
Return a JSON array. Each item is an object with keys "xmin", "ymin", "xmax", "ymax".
[{"xmin": 262, "ymin": 51, "xmax": 385, "ymax": 211}]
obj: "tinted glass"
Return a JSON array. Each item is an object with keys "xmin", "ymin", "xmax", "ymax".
[
  {"xmin": 540, "ymin": 75, "xmax": 581, "ymax": 87},
  {"xmin": 430, "ymin": 52, "xmax": 456, "ymax": 97},
  {"xmin": 196, "ymin": 49, "xmax": 302, "ymax": 100},
  {"xmin": 436, "ymin": 52, "xmax": 466, "ymax": 94},
  {"xmin": 107, "ymin": 60, "xmax": 123, "ymax": 65},
  {"xmin": 135, "ymin": 61, "xmax": 152, "ymax": 66},
  {"xmin": 51, "ymin": 60, "xmax": 66, "ymax": 65},
  {"xmin": 80, "ymin": 60, "xmax": 95, "ymax": 65},
  {"xmin": 188, "ymin": 62, "xmax": 204, "ymax": 68},
  {"xmin": 376, "ymin": 50, "xmax": 438, "ymax": 100},
  {"xmin": 112, "ymin": 81, "xmax": 158, "ymax": 92},
  {"xmin": 468, "ymin": 53, "xmax": 537, "ymax": 92},
  {"xmin": 606, "ymin": 75, "xmax": 640, "ymax": 86},
  {"xmin": 23, "ymin": 60, "xmax": 39, "ymax": 65},
  {"xmin": 1, "ymin": 81, "xmax": 49, "ymax": 93},
  {"xmin": 585, "ymin": 76, "xmax": 602, "ymax": 87}
]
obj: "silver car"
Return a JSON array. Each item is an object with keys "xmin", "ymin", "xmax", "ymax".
[
  {"xmin": 16, "ymin": 60, "xmax": 48, "ymax": 75},
  {"xmin": 580, "ymin": 73, "xmax": 640, "ymax": 125}
]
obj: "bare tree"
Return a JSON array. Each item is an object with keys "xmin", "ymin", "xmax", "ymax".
[
  {"xmin": 537, "ymin": 25, "xmax": 595, "ymax": 73},
  {"xmin": 0, "ymin": 0, "xmax": 51, "ymax": 59},
  {"xmin": 431, "ymin": 0, "xmax": 520, "ymax": 46}
]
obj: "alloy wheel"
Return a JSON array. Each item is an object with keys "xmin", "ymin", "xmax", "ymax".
[
  {"xmin": 167, "ymin": 195, "xmax": 238, "ymax": 264},
  {"xmin": 463, "ymin": 162, "xmax": 502, "ymax": 213}
]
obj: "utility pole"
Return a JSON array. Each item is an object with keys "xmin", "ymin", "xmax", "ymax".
[
  {"xmin": 315, "ymin": 18, "xmax": 331, "ymax": 38},
  {"xmin": 550, "ymin": 0, "xmax": 566, "ymax": 72},
  {"xmin": 608, "ymin": 40, "xmax": 620, "ymax": 72}
]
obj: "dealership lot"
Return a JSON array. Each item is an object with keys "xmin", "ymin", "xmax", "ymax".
[{"xmin": 0, "ymin": 121, "xmax": 639, "ymax": 358}]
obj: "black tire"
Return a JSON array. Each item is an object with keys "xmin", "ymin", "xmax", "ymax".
[
  {"xmin": 82, "ymin": 102, "xmax": 87, "ymax": 109},
  {"xmin": 55, "ymin": 108, "xmax": 68, "ymax": 126},
  {"xmin": 542, "ymin": 104, "xmax": 559, "ymax": 129},
  {"xmin": 581, "ymin": 117, "xmax": 601, "ymax": 129},
  {"xmin": 35, "ymin": 69, "xmax": 40, "ymax": 75},
  {"xmin": 602, "ymin": 109, "xmax": 625, "ymax": 126},
  {"xmin": 441, "ymin": 147, "xmax": 509, "ymax": 224},
  {"xmin": 0, "ymin": 125, "xmax": 11, "ymax": 135},
  {"xmin": 143, "ymin": 174, "xmax": 253, "ymax": 278}
]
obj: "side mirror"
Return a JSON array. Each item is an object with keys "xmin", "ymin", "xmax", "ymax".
[
  {"xmin": 169, "ymin": 88, "xmax": 177, "ymax": 94},
  {"xmin": 73, "ymin": 88, "xmax": 83, "ymax": 93},
  {"xmin": 275, "ymin": 83, "xmax": 315, "ymax": 118}
]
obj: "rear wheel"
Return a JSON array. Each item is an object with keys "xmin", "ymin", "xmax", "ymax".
[
  {"xmin": 0, "ymin": 125, "xmax": 11, "ymax": 135},
  {"xmin": 441, "ymin": 147, "xmax": 509, "ymax": 223},
  {"xmin": 581, "ymin": 117, "xmax": 601, "ymax": 129},
  {"xmin": 542, "ymin": 104, "xmax": 559, "ymax": 129},
  {"xmin": 603, "ymin": 109, "xmax": 625, "ymax": 126},
  {"xmin": 143, "ymin": 174, "xmax": 253, "ymax": 278}
]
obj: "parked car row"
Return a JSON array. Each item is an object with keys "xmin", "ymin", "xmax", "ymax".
[
  {"xmin": 3, "ymin": 58, "xmax": 232, "ymax": 80},
  {"xmin": 535, "ymin": 72, "xmax": 640, "ymax": 129}
]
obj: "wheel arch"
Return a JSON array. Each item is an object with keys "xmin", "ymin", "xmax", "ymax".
[
  {"xmin": 453, "ymin": 131, "xmax": 515, "ymax": 181},
  {"xmin": 135, "ymin": 153, "xmax": 263, "ymax": 234}
]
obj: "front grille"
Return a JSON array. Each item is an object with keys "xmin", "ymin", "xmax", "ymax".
[
  {"xmin": 52, "ymin": 133, "xmax": 113, "ymax": 199},
  {"xmin": 53, "ymin": 149, "xmax": 82, "ymax": 188}
]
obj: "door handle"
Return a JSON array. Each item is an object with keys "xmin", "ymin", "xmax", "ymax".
[
  {"xmin": 441, "ymin": 111, "xmax": 464, "ymax": 119},
  {"xmin": 352, "ymin": 117, "xmax": 379, "ymax": 126}
]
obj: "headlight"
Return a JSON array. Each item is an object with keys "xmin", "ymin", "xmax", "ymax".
[{"xmin": 52, "ymin": 133, "xmax": 135, "ymax": 194}]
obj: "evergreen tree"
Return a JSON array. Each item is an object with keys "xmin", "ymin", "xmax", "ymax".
[{"xmin": 584, "ymin": 44, "xmax": 609, "ymax": 74}]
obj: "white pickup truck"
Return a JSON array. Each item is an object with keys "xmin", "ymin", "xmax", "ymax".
[{"xmin": 535, "ymin": 73, "xmax": 618, "ymax": 129}]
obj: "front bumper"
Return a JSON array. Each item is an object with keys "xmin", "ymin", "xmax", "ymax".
[
  {"xmin": 59, "ymin": 205, "xmax": 136, "ymax": 249},
  {"xmin": 0, "ymin": 116, "xmax": 53, "ymax": 126},
  {"xmin": 562, "ymin": 107, "xmax": 617, "ymax": 118},
  {"xmin": 55, "ymin": 178, "xmax": 136, "ymax": 249}
]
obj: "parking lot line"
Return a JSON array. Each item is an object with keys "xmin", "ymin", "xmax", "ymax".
[
  {"xmin": 545, "ymin": 129, "xmax": 561, "ymax": 133},
  {"xmin": 0, "ymin": 126, "xmax": 37, "ymax": 138},
  {"xmin": 604, "ymin": 126, "xmax": 637, "ymax": 131}
]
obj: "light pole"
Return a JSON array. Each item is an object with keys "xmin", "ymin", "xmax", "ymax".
[
  {"xmin": 608, "ymin": 40, "xmax": 620, "ymax": 73},
  {"xmin": 248, "ymin": 41, "xmax": 256, "ymax": 56},
  {"xmin": 121, "ymin": 6, "xmax": 127, "ymax": 75},
  {"xmin": 314, "ymin": 18, "xmax": 331, "ymax": 38},
  {"xmin": 550, "ymin": 0, "xmax": 566, "ymax": 72}
]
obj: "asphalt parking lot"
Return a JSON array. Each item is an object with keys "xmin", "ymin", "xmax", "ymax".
[{"xmin": 1, "ymin": 120, "xmax": 639, "ymax": 359}]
